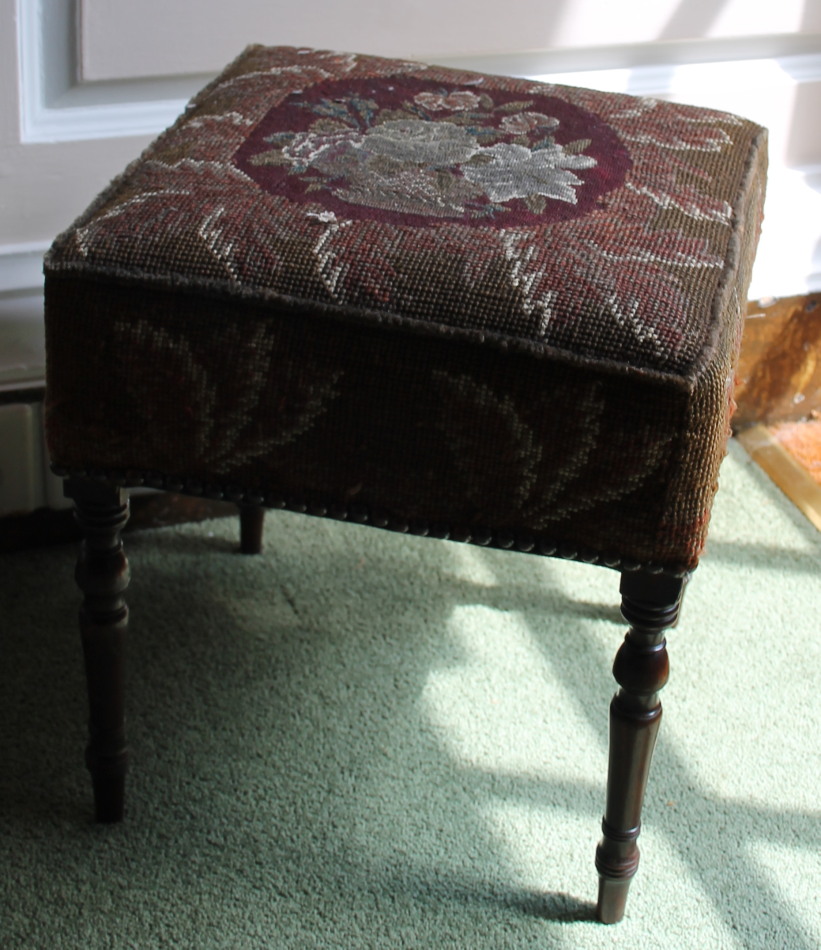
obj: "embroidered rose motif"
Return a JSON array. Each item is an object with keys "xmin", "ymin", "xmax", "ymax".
[
  {"xmin": 234, "ymin": 76, "xmax": 630, "ymax": 227},
  {"xmin": 413, "ymin": 90, "xmax": 482, "ymax": 111},
  {"xmin": 362, "ymin": 120, "xmax": 480, "ymax": 164},
  {"xmin": 500, "ymin": 112, "xmax": 559, "ymax": 135},
  {"xmin": 252, "ymin": 118, "xmax": 596, "ymax": 216}
]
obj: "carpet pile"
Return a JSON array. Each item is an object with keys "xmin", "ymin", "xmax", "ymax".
[{"xmin": 1, "ymin": 441, "xmax": 819, "ymax": 949}]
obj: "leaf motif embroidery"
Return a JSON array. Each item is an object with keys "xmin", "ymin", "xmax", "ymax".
[
  {"xmin": 113, "ymin": 319, "xmax": 342, "ymax": 476},
  {"xmin": 433, "ymin": 370, "xmax": 674, "ymax": 530}
]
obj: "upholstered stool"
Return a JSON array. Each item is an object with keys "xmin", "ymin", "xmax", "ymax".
[{"xmin": 43, "ymin": 46, "xmax": 766, "ymax": 923}]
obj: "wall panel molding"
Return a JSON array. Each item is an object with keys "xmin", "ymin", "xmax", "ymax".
[
  {"xmin": 19, "ymin": 1, "xmax": 821, "ymax": 144},
  {"xmin": 17, "ymin": 0, "xmax": 208, "ymax": 143},
  {"xmin": 75, "ymin": 0, "xmax": 820, "ymax": 82}
]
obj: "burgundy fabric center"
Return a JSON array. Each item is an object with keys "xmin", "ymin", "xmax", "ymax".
[{"xmin": 234, "ymin": 76, "xmax": 631, "ymax": 228}]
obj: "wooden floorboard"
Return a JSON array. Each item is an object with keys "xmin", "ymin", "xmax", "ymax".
[
  {"xmin": 735, "ymin": 293, "xmax": 821, "ymax": 428},
  {"xmin": 769, "ymin": 418, "xmax": 821, "ymax": 486},
  {"xmin": 736, "ymin": 424, "xmax": 821, "ymax": 532},
  {"xmin": 734, "ymin": 293, "xmax": 821, "ymax": 532}
]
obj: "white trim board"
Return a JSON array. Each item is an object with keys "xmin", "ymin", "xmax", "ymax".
[
  {"xmin": 0, "ymin": 288, "xmax": 46, "ymax": 392},
  {"xmin": 0, "ymin": 243, "xmax": 48, "ymax": 294},
  {"xmin": 0, "ymin": 246, "xmax": 47, "ymax": 393}
]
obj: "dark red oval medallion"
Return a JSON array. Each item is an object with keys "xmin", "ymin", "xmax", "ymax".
[{"xmin": 234, "ymin": 76, "xmax": 631, "ymax": 228}]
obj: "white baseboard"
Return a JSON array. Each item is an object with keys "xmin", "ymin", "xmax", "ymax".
[
  {"xmin": 0, "ymin": 247, "xmax": 47, "ymax": 393},
  {"xmin": 0, "ymin": 401, "xmax": 73, "ymax": 516},
  {"xmin": 0, "ymin": 243, "xmax": 47, "ymax": 294},
  {"xmin": 0, "ymin": 403, "xmax": 43, "ymax": 516}
]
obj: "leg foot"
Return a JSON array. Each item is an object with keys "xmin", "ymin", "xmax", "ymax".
[
  {"xmin": 239, "ymin": 505, "xmax": 265, "ymax": 554},
  {"xmin": 87, "ymin": 756, "xmax": 127, "ymax": 824},
  {"xmin": 66, "ymin": 477, "xmax": 130, "ymax": 822},
  {"xmin": 594, "ymin": 570, "xmax": 686, "ymax": 923},
  {"xmin": 597, "ymin": 874, "xmax": 631, "ymax": 926}
]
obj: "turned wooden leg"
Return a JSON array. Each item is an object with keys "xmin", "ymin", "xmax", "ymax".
[
  {"xmin": 65, "ymin": 477, "xmax": 130, "ymax": 823},
  {"xmin": 595, "ymin": 570, "xmax": 686, "ymax": 923},
  {"xmin": 239, "ymin": 505, "xmax": 265, "ymax": 554}
]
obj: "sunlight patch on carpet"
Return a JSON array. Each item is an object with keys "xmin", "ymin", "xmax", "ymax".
[
  {"xmin": 747, "ymin": 841, "xmax": 821, "ymax": 946},
  {"xmin": 422, "ymin": 604, "xmax": 603, "ymax": 780}
]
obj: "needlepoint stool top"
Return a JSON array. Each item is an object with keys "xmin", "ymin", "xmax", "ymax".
[
  {"xmin": 43, "ymin": 46, "xmax": 767, "ymax": 575},
  {"xmin": 45, "ymin": 45, "xmax": 765, "ymax": 383}
]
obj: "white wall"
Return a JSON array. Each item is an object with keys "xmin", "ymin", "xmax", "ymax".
[{"xmin": 1, "ymin": 0, "xmax": 821, "ymax": 511}]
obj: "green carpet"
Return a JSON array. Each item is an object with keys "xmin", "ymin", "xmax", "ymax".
[{"xmin": 1, "ymin": 440, "xmax": 819, "ymax": 949}]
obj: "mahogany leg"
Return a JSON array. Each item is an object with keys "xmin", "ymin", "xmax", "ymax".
[
  {"xmin": 595, "ymin": 570, "xmax": 686, "ymax": 923},
  {"xmin": 65, "ymin": 477, "xmax": 131, "ymax": 823},
  {"xmin": 239, "ymin": 505, "xmax": 265, "ymax": 554}
]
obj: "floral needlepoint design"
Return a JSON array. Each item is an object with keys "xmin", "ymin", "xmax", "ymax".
[
  {"xmin": 48, "ymin": 47, "xmax": 761, "ymax": 380},
  {"xmin": 234, "ymin": 77, "xmax": 632, "ymax": 228}
]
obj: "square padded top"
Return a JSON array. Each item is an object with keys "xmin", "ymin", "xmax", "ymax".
[{"xmin": 45, "ymin": 45, "xmax": 766, "ymax": 385}]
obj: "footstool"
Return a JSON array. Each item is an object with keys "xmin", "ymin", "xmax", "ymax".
[{"xmin": 43, "ymin": 45, "xmax": 767, "ymax": 923}]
